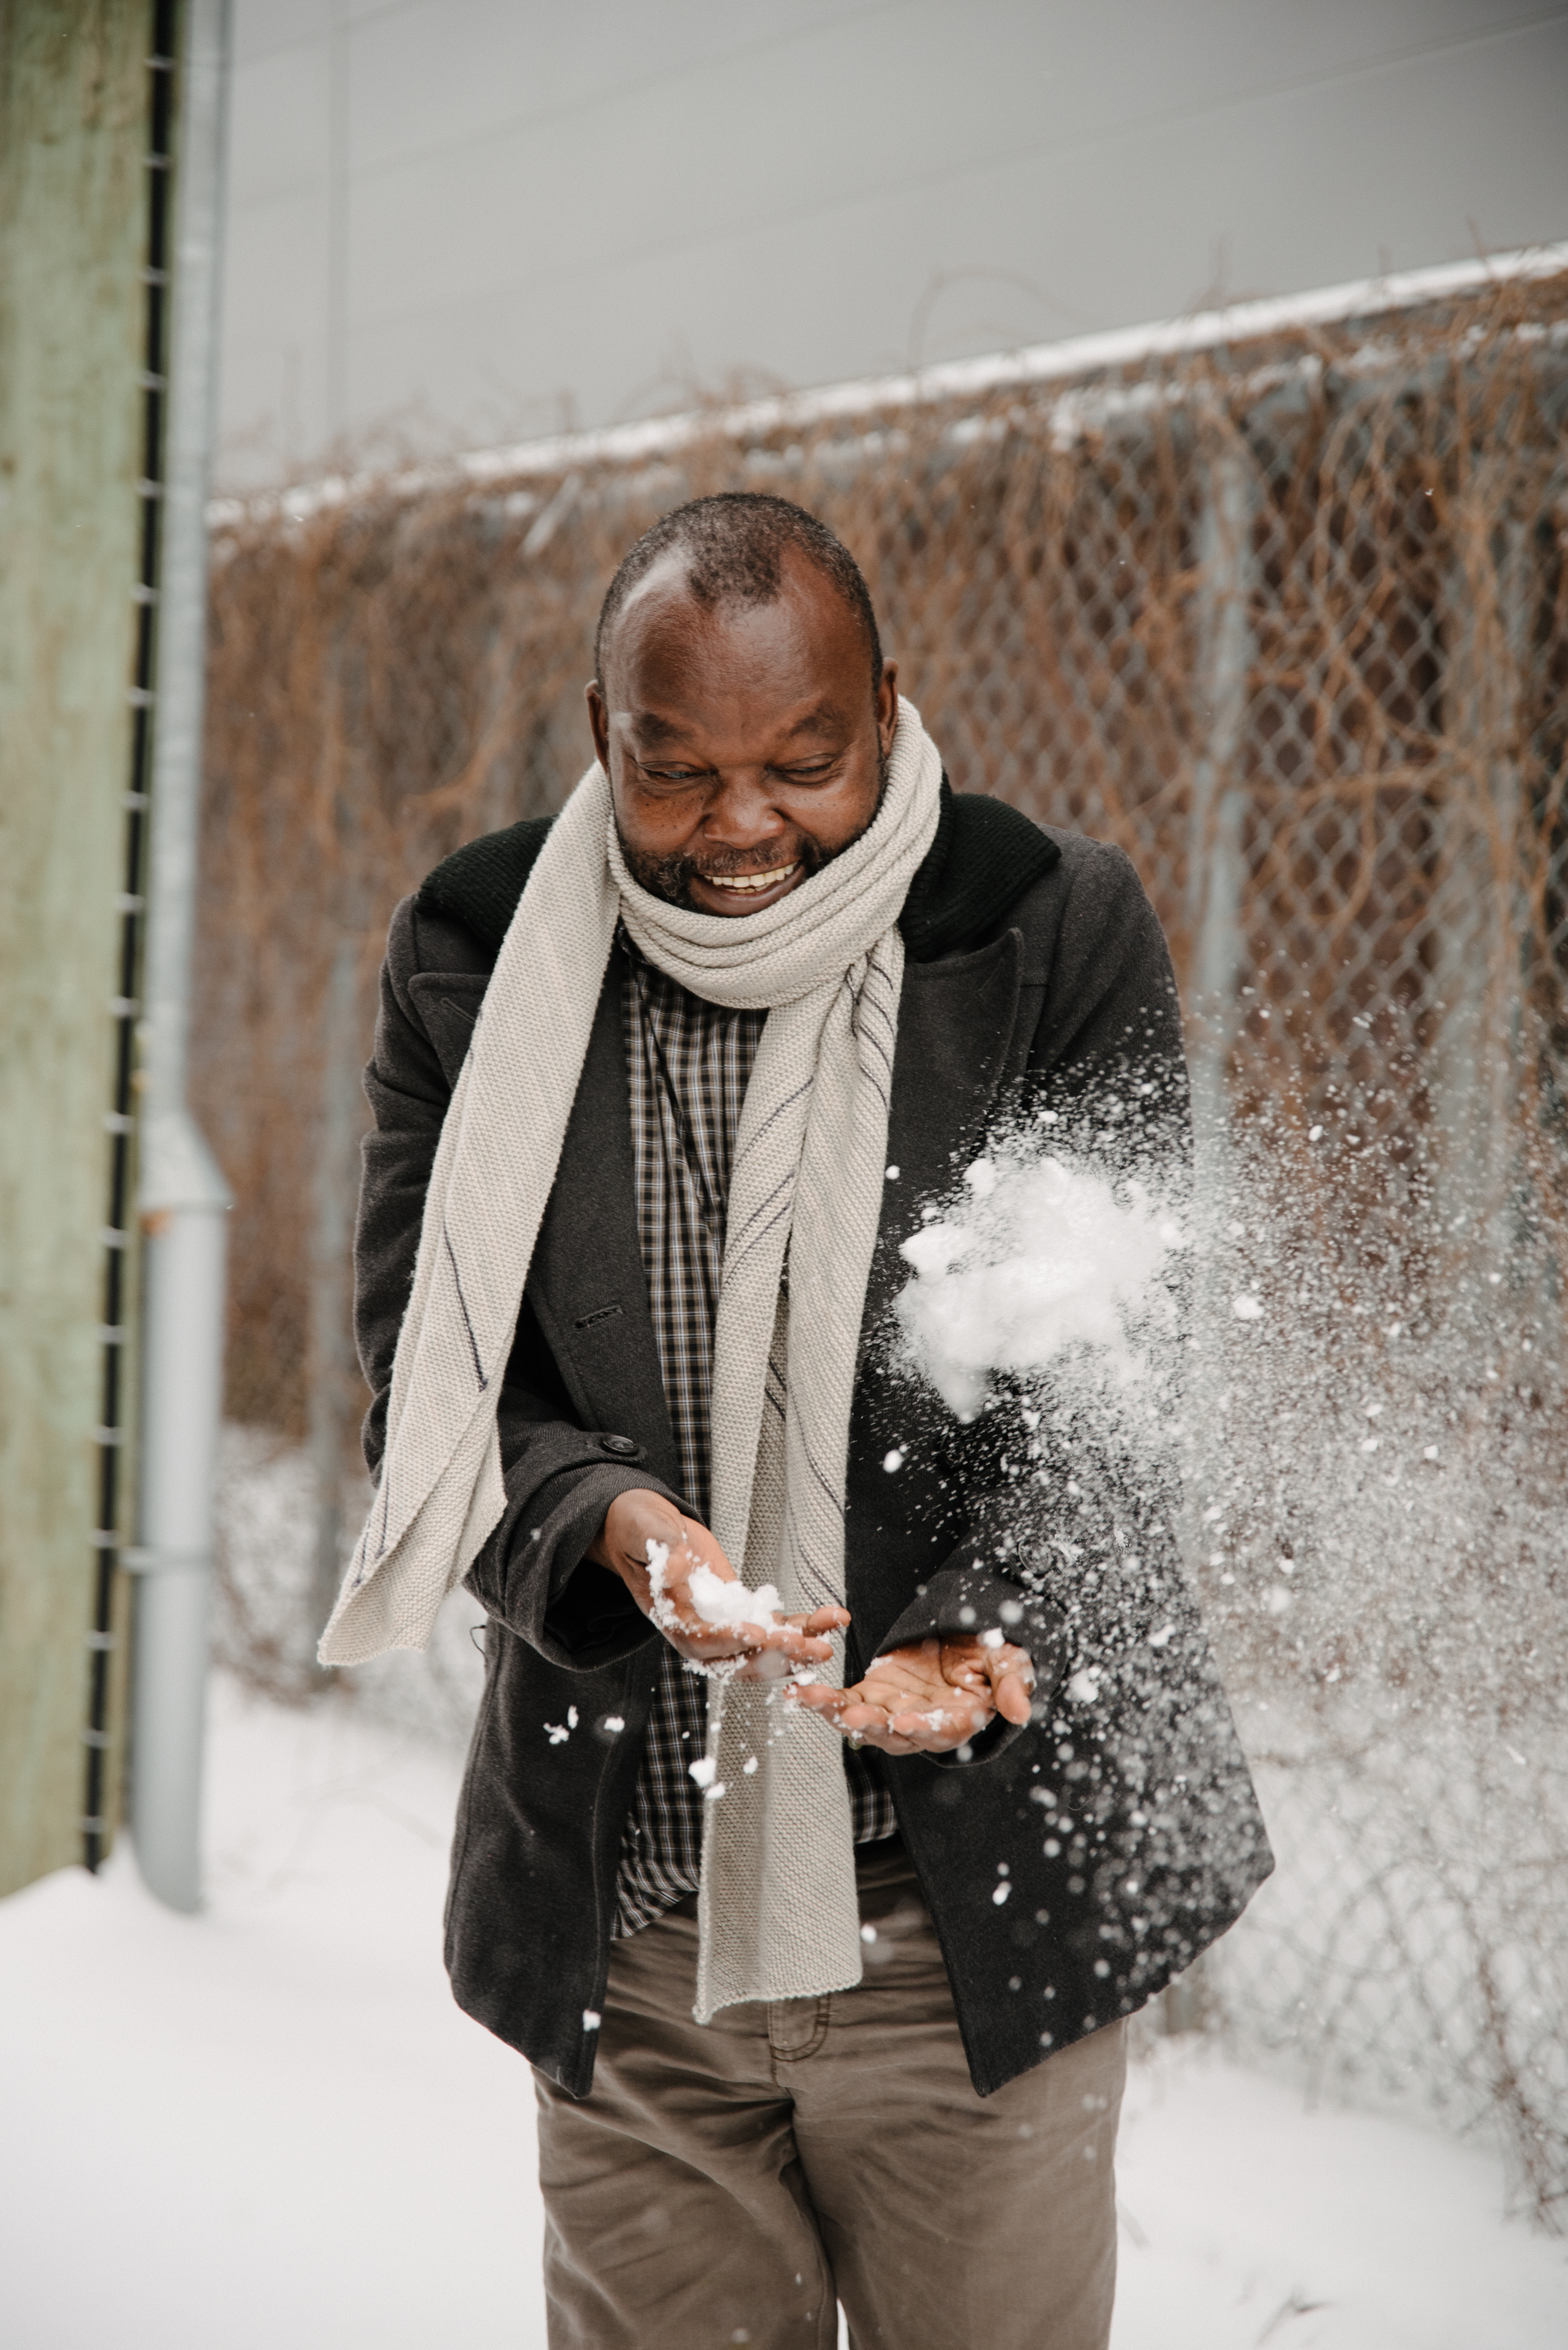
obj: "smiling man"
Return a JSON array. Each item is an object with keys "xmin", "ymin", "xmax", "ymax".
[{"xmin": 323, "ymin": 494, "xmax": 1270, "ymax": 2350}]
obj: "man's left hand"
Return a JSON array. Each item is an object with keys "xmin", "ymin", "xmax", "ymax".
[{"xmin": 786, "ymin": 1633, "xmax": 1035, "ymax": 1756}]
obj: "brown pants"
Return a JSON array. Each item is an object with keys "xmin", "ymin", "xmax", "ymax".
[{"xmin": 534, "ymin": 1845, "xmax": 1125, "ymax": 2350}]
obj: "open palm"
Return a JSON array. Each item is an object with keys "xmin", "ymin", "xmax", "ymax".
[{"xmin": 789, "ymin": 1633, "xmax": 1034, "ymax": 1756}]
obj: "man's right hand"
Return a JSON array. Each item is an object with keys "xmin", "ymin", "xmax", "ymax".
[{"xmin": 589, "ymin": 1489, "xmax": 847, "ymax": 1676}]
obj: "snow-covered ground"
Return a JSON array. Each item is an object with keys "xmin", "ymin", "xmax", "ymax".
[{"xmin": 2, "ymin": 1678, "xmax": 1564, "ymax": 2350}]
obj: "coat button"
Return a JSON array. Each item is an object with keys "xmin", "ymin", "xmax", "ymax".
[{"xmin": 600, "ymin": 1434, "xmax": 638, "ymax": 1457}]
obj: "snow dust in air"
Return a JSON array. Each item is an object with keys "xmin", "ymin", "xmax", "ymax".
[{"xmin": 888, "ymin": 1098, "xmax": 1568, "ymax": 2219}]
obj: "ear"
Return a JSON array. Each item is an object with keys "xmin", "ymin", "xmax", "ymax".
[
  {"xmin": 876, "ymin": 661, "xmax": 899, "ymax": 757},
  {"xmin": 586, "ymin": 680, "xmax": 610, "ymax": 770}
]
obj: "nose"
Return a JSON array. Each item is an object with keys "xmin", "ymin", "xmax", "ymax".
[{"xmin": 699, "ymin": 769, "xmax": 789, "ymax": 853}]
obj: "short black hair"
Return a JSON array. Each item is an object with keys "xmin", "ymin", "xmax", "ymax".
[{"xmin": 593, "ymin": 492, "xmax": 883, "ymax": 696}]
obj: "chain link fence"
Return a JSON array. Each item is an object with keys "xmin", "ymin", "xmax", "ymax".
[{"xmin": 198, "ymin": 266, "xmax": 1568, "ymax": 2219}]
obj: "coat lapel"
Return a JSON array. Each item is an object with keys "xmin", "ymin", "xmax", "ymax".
[
  {"xmin": 526, "ymin": 950, "xmax": 680, "ymax": 1487},
  {"xmin": 864, "ymin": 930, "xmax": 1025, "ymax": 1334}
]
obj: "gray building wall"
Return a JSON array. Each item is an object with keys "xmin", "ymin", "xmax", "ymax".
[{"xmin": 220, "ymin": 0, "xmax": 1568, "ymax": 489}]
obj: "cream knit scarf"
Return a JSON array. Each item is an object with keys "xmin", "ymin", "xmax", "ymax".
[{"xmin": 321, "ymin": 702, "xmax": 943, "ymax": 2016}]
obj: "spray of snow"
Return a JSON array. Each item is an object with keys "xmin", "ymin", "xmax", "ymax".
[{"xmin": 884, "ymin": 1098, "xmax": 1568, "ymax": 2214}]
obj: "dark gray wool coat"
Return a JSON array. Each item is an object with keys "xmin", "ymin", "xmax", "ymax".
[{"xmin": 354, "ymin": 782, "xmax": 1272, "ymax": 2099}]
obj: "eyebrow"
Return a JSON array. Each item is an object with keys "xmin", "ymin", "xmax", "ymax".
[
  {"xmin": 626, "ymin": 712, "xmax": 688, "ymax": 746},
  {"xmin": 778, "ymin": 701, "xmax": 849, "ymax": 740},
  {"xmin": 627, "ymin": 701, "xmax": 849, "ymax": 749}
]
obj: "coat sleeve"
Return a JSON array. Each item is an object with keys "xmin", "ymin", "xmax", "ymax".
[
  {"xmin": 874, "ymin": 839, "xmax": 1191, "ymax": 1765},
  {"xmin": 1022, "ymin": 835, "xmax": 1191, "ymax": 1165},
  {"xmin": 352, "ymin": 896, "xmax": 680, "ymax": 1672},
  {"xmin": 354, "ymin": 896, "xmax": 452, "ymax": 1480}
]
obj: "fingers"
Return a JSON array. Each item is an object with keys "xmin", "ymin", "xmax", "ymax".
[
  {"xmin": 787, "ymin": 1683, "xmax": 881, "ymax": 1726},
  {"xmin": 937, "ymin": 1635, "xmax": 1035, "ymax": 1729},
  {"xmin": 677, "ymin": 1618, "xmax": 837, "ymax": 1668},
  {"xmin": 726, "ymin": 1628, "xmax": 835, "ymax": 1674},
  {"xmin": 992, "ymin": 1667, "xmax": 1035, "ymax": 1727},
  {"xmin": 596, "ymin": 1504, "xmax": 854, "ymax": 1674},
  {"xmin": 787, "ymin": 1604, "xmax": 853, "ymax": 1636},
  {"xmin": 714, "ymin": 1600, "xmax": 848, "ymax": 1661},
  {"xmin": 983, "ymin": 1642, "xmax": 1036, "ymax": 1728}
]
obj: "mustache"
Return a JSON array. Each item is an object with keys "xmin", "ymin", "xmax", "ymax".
[
  {"xmin": 690, "ymin": 849, "xmax": 807, "ymax": 881},
  {"xmin": 619, "ymin": 835, "xmax": 826, "ymax": 907}
]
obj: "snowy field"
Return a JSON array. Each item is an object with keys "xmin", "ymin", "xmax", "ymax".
[{"xmin": 2, "ymin": 1675, "xmax": 1565, "ymax": 2350}]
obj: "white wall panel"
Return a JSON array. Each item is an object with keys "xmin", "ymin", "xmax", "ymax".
[
  {"xmin": 218, "ymin": 0, "xmax": 1568, "ymax": 487},
  {"xmin": 227, "ymin": 42, "xmax": 330, "ymax": 210}
]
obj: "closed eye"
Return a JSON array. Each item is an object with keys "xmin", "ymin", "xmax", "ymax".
[
  {"xmin": 635, "ymin": 755, "xmax": 841, "ymax": 785},
  {"xmin": 770, "ymin": 759, "xmax": 837, "ymax": 783},
  {"xmin": 637, "ymin": 762, "xmax": 708, "ymax": 784}
]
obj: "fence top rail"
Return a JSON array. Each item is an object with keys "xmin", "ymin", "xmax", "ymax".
[{"xmin": 210, "ymin": 242, "xmax": 1568, "ymax": 536}]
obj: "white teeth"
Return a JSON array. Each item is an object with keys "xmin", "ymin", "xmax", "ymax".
[{"xmin": 700, "ymin": 863, "xmax": 798, "ymax": 894}]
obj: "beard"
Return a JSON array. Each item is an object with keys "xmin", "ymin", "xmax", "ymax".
[{"xmin": 616, "ymin": 749, "xmax": 892, "ymax": 910}]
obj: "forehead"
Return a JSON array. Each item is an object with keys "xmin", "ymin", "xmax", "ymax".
[{"xmin": 600, "ymin": 547, "xmax": 867, "ymax": 706}]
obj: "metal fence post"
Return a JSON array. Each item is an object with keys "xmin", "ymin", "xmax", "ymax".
[
  {"xmin": 1184, "ymin": 440, "xmax": 1256, "ymax": 1165},
  {"xmin": 307, "ymin": 935, "xmax": 363, "ymax": 1644},
  {"xmin": 1428, "ymin": 514, "xmax": 1531, "ymax": 1266},
  {"xmin": 129, "ymin": 0, "xmax": 231, "ymax": 1913}
]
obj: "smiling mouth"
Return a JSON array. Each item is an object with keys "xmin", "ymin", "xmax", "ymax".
[{"xmin": 696, "ymin": 862, "xmax": 801, "ymax": 896}]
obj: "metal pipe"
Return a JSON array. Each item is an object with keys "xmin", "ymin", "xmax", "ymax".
[
  {"xmin": 1185, "ymin": 445, "xmax": 1256, "ymax": 1168},
  {"xmin": 130, "ymin": 0, "xmax": 232, "ymax": 1914}
]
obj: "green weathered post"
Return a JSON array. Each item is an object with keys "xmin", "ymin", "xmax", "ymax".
[{"xmin": 0, "ymin": 4, "xmax": 164, "ymax": 1897}]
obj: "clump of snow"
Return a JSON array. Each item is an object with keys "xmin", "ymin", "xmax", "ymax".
[
  {"xmin": 645, "ymin": 1536, "xmax": 784, "ymax": 1635},
  {"xmin": 685, "ymin": 1564, "xmax": 784, "ymax": 1630},
  {"xmin": 895, "ymin": 1151, "xmax": 1185, "ymax": 1419}
]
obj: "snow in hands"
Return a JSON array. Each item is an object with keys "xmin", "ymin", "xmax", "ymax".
[
  {"xmin": 644, "ymin": 1535, "xmax": 785, "ymax": 1635},
  {"xmin": 687, "ymin": 1563, "xmax": 785, "ymax": 1631}
]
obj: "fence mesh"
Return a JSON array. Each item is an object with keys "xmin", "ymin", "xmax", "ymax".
[{"xmin": 197, "ymin": 269, "xmax": 1568, "ymax": 2220}]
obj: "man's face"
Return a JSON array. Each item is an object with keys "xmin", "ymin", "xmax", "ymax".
[{"xmin": 586, "ymin": 548, "xmax": 898, "ymax": 916}]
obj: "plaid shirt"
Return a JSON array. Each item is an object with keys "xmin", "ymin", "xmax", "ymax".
[{"xmin": 613, "ymin": 937, "xmax": 895, "ymax": 1936}]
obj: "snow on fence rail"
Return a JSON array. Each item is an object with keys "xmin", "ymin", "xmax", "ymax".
[{"xmin": 197, "ymin": 263, "xmax": 1568, "ymax": 2222}]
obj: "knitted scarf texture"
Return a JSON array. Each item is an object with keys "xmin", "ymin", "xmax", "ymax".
[{"xmin": 321, "ymin": 702, "xmax": 944, "ymax": 2013}]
